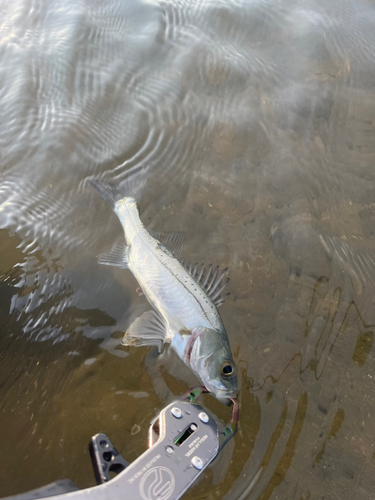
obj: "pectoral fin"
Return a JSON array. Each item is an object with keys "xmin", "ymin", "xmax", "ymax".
[
  {"xmin": 122, "ymin": 310, "xmax": 169, "ymax": 353},
  {"xmin": 98, "ymin": 243, "xmax": 128, "ymax": 268}
]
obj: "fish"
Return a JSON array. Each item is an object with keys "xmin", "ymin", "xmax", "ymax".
[{"xmin": 90, "ymin": 165, "xmax": 237, "ymax": 400}]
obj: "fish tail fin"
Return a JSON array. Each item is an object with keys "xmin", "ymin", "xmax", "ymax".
[{"xmin": 89, "ymin": 165, "xmax": 151, "ymax": 208}]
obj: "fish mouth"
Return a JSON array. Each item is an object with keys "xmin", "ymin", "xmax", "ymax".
[
  {"xmin": 215, "ymin": 391, "xmax": 238, "ymax": 408},
  {"xmin": 215, "ymin": 388, "xmax": 238, "ymax": 400}
]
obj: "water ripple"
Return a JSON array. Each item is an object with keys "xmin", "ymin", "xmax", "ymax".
[{"xmin": 2, "ymin": 0, "xmax": 375, "ymax": 496}]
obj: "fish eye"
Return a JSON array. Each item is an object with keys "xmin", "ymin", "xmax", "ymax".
[{"xmin": 221, "ymin": 362, "xmax": 235, "ymax": 377}]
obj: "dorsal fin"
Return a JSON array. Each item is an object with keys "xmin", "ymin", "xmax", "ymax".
[
  {"xmin": 152, "ymin": 231, "xmax": 186, "ymax": 261},
  {"xmin": 184, "ymin": 262, "xmax": 230, "ymax": 307}
]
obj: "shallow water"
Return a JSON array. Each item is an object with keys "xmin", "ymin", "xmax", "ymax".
[{"xmin": 1, "ymin": 0, "xmax": 375, "ymax": 498}]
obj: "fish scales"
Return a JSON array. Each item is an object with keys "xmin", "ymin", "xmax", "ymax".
[{"xmin": 117, "ymin": 199, "xmax": 221, "ymax": 333}]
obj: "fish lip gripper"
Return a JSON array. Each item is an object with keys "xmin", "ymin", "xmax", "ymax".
[{"xmin": 2, "ymin": 400, "xmax": 221, "ymax": 500}]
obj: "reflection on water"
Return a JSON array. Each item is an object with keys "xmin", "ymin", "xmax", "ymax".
[{"xmin": 1, "ymin": 0, "xmax": 375, "ymax": 498}]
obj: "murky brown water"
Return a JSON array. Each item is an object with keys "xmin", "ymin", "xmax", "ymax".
[{"xmin": 1, "ymin": 0, "xmax": 375, "ymax": 498}]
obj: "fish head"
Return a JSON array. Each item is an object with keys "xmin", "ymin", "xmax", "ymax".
[{"xmin": 189, "ymin": 327, "xmax": 238, "ymax": 400}]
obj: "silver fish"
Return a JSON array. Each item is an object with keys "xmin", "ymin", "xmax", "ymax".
[{"xmin": 90, "ymin": 166, "xmax": 237, "ymax": 399}]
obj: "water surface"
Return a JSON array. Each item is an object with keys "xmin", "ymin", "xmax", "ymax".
[{"xmin": 1, "ymin": 0, "xmax": 375, "ymax": 498}]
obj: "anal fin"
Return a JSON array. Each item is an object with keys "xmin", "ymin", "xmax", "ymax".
[
  {"xmin": 122, "ymin": 310, "xmax": 168, "ymax": 353},
  {"xmin": 98, "ymin": 242, "xmax": 128, "ymax": 268}
]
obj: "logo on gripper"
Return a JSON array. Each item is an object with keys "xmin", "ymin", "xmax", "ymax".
[{"xmin": 139, "ymin": 466, "xmax": 175, "ymax": 500}]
